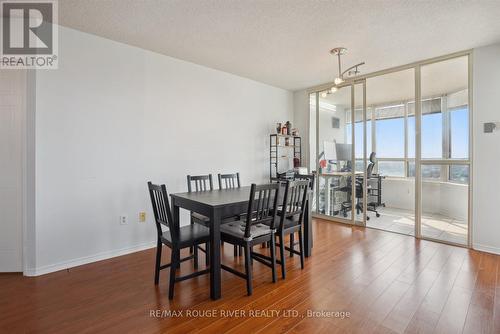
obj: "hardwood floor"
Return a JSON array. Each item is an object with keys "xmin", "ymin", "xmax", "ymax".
[{"xmin": 1, "ymin": 219, "xmax": 499, "ymax": 333}]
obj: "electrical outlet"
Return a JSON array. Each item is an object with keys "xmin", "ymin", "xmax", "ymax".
[
  {"xmin": 139, "ymin": 212, "xmax": 146, "ymax": 223},
  {"xmin": 120, "ymin": 215, "xmax": 128, "ymax": 225}
]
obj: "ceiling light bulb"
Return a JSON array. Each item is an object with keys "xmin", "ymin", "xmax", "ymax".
[
  {"xmin": 334, "ymin": 77, "xmax": 344, "ymax": 85},
  {"xmin": 321, "ymin": 92, "xmax": 327, "ymax": 98},
  {"xmin": 330, "ymin": 87, "xmax": 338, "ymax": 93}
]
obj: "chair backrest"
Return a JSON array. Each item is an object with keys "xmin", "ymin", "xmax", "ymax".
[
  {"xmin": 243, "ymin": 183, "xmax": 280, "ymax": 239},
  {"xmin": 369, "ymin": 152, "xmax": 376, "ymax": 163},
  {"xmin": 278, "ymin": 180, "xmax": 309, "ymax": 230},
  {"xmin": 148, "ymin": 182, "xmax": 178, "ymax": 241},
  {"xmin": 367, "ymin": 162, "xmax": 375, "ymax": 178},
  {"xmin": 218, "ymin": 172, "xmax": 240, "ymax": 189},
  {"xmin": 187, "ymin": 174, "xmax": 213, "ymax": 192},
  {"xmin": 294, "ymin": 172, "xmax": 315, "ymax": 191}
]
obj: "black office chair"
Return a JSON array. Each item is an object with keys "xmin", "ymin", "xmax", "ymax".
[
  {"xmin": 341, "ymin": 157, "xmax": 380, "ymax": 219},
  {"xmin": 148, "ymin": 182, "xmax": 210, "ymax": 299}
]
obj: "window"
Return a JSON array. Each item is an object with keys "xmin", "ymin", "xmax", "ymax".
[
  {"xmin": 345, "ymin": 121, "xmax": 372, "ymax": 159},
  {"xmin": 408, "ymin": 162, "xmax": 441, "ymax": 180},
  {"xmin": 421, "ymin": 113, "xmax": 442, "ymax": 159},
  {"xmin": 354, "ymin": 160, "xmax": 364, "ymax": 173},
  {"xmin": 449, "ymin": 165, "xmax": 469, "ymax": 183},
  {"xmin": 408, "ymin": 116, "xmax": 415, "ymax": 158},
  {"xmin": 376, "ymin": 118, "xmax": 404, "ymax": 158},
  {"xmin": 450, "ymin": 107, "xmax": 469, "ymax": 159},
  {"xmin": 378, "ymin": 161, "xmax": 405, "ymax": 177}
]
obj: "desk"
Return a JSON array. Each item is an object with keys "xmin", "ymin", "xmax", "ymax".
[
  {"xmin": 320, "ymin": 172, "xmax": 362, "ymax": 215},
  {"xmin": 170, "ymin": 186, "xmax": 312, "ymax": 300}
]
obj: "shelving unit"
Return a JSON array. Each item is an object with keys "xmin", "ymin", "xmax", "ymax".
[{"xmin": 269, "ymin": 134, "xmax": 301, "ymax": 181}]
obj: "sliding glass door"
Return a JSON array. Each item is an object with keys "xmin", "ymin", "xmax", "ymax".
[
  {"xmin": 310, "ymin": 51, "xmax": 471, "ymax": 247},
  {"xmin": 418, "ymin": 55, "xmax": 470, "ymax": 245},
  {"xmin": 365, "ymin": 69, "xmax": 416, "ymax": 235},
  {"xmin": 314, "ymin": 81, "xmax": 367, "ymax": 226}
]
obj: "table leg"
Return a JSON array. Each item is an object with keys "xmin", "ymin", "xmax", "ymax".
[
  {"xmin": 209, "ymin": 208, "xmax": 221, "ymax": 300},
  {"xmin": 304, "ymin": 194, "xmax": 312, "ymax": 257}
]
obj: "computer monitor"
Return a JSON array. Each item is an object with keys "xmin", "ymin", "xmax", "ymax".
[{"xmin": 335, "ymin": 143, "xmax": 352, "ymax": 161}]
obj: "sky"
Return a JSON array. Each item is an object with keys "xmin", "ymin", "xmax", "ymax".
[{"xmin": 345, "ymin": 107, "xmax": 468, "ymax": 160}]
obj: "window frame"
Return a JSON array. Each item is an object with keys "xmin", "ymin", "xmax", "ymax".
[{"xmin": 360, "ymin": 96, "xmax": 469, "ymax": 182}]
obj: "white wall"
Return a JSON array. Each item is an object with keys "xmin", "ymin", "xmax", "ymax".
[
  {"xmin": 472, "ymin": 43, "xmax": 500, "ymax": 254},
  {"xmin": 382, "ymin": 179, "xmax": 468, "ymax": 221},
  {"xmin": 0, "ymin": 71, "xmax": 25, "ymax": 272},
  {"xmin": 30, "ymin": 26, "xmax": 292, "ymax": 275}
]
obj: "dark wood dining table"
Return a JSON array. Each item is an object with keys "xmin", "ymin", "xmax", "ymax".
[{"xmin": 170, "ymin": 185, "xmax": 312, "ymax": 300}]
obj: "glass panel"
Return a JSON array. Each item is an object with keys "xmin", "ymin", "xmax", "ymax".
[
  {"xmin": 366, "ymin": 68, "xmax": 415, "ymax": 236},
  {"xmin": 353, "ymin": 84, "xmax": 365, "ymax": 224},
  {"xmin": 420, "ymin": 56, "xmax": 469, "ymax": 245},
  {"xmin": 408, "ymin": 115, "xmax": 415, "ymax": 158},
  {"xmin": 422, "ymin": 112, "xmax": 443, "ymax": 159},
  {"xmin": 346, "ymin": 121, "xmax": 371, "ymax": 159},
  {"xmin": 309, "ymin": 93, "xmax": 317, "ymax": 211},
  {"xmin": 408, "ymin": 162, "xmax": 441, "ymax": 180},
  {"xmin": 421, "ymin": 164, "xmax": 469, "ymax": 245},
  {"xmin": 376, "ymin": 118, "xmax": 404, "ymax": 158},
  {"xmin": 378, "ymin": 161, "xmax": 405, "ymax": 177},
  {"xmin": 449, "ymin": 164, "xmax": 469, "ymax": 183},
  {"xmin": 317, "ymin": 86, "xmax": 353, "ymax": 220},
  {"xmin": 450, "ymin": 107, "xmax": 469, "ymax": 159}
]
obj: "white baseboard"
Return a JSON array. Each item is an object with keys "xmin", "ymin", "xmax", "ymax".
[
  {"xmin": 24, "ymin": 240, "xmax": 156, "ymax": 276},
  {"xmin": 472, "ymin": 243, "xmax": 500, "ymax": 255}
]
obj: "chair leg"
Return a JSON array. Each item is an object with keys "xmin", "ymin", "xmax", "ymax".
[
  {"xmin": 177, "ymin": 249, "xmax": 181, "ymax": 270},
  {"xmin": 194, "ymin": 244, "xmax": 198, "ymax": 269},
  {"xmin": 234, "ymin": 245, "xmax": 238, "ymax": 257},
  {"xmin": 205, "ymin": 242, "xmax": 210, "ymax": 266},
  {"xmin": 298, "ymin": 229, "xmax": 305, "ymax": 269},
  {"xmin": 244, "ymin": 244, "xmax": 253, "ymax": 296},
  {"xmin": 154, "ymin": 239, "xmax": 162, "ymax": 285},
  {"xmin": 189, "ymin": 219, "xmax": 194, "ymax": 254},
  {"xmin": 290, "ymin": 233, "xmax": 294, "ymax": 257},
  {"xmin": 270, "ymin": 235, "xmax": 277, "ymax": 283},
  {"xmin": 279, "ymin": 234, "xmax": 286, "ymax": 279},
  {"xmin": 168, "ymin": 249, "xmax": 178, "ymax": 299},
  {"xmin": 250, "ymin": 245, "xmax": 254, "ymax": 266}
]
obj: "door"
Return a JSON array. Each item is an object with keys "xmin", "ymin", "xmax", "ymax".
[
  {"xmin": 418, "ymin": 55, "xmax": 470, "ymax": 246},
  {"xmin": 0, "ymin": 70, "xmax": 25, "ymax": 272},
  {"xmin": 314, "ymin": 81, "xmax": 367, "ymax": 226}
]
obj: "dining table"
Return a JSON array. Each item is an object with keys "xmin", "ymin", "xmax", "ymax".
[{"xmin": 170, "ymin": 185, "xmax": 312, "ymax": 300}]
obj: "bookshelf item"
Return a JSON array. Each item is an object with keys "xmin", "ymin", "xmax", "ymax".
[{"xmin": 269, "ymin": 134, "xmax": 301, "ymax": 181}]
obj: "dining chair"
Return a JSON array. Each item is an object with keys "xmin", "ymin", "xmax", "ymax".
[
  {"xmin": 147, "ymin": 182, "xmax": 210, "ymax": 299},
  {"xmin": 218, "ymin": 172, "xmax": 243, "ymax": 256},
  {"xmin": 268, "ymin": 180, "xmax": 309, "ymax": 279},
  {"xmin": 220, "ymin": 183, "xmax": 279, "ymax": 295},
  {"xmin": 218, "ymin": 172, "xmax": 240, "ymax": 189},
  {"xmin": 289, "ymin": 173, "xmax": 315, "ymax": 256},
  {"xmin": 187, "ymin": 174, "xmax": 213, "ymax": 264}
]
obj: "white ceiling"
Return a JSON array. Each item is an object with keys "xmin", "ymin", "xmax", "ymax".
[{"xmin": 59, "ymin": 1, "xmax": 500, "ymax": 91}]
